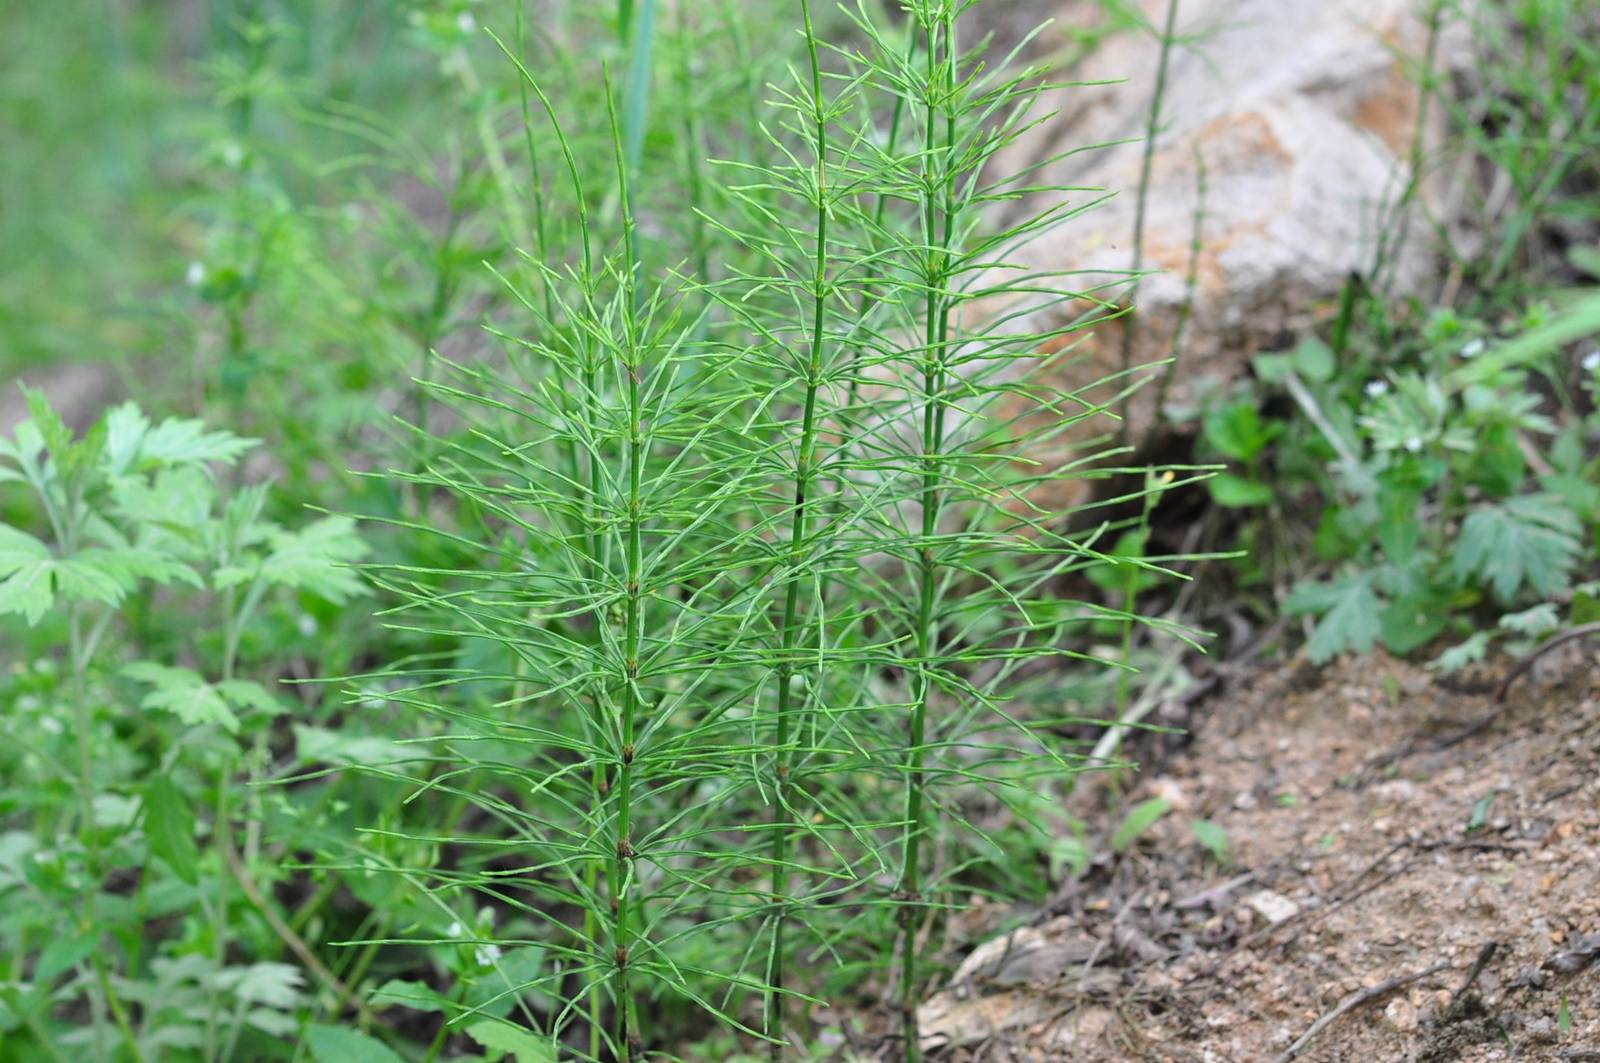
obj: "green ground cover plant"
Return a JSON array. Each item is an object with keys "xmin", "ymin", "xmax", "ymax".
[{"xmin": 1171, "ymin": 0, "xmax": 1600, "ymax": 670}]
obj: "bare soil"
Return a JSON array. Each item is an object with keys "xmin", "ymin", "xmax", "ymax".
[{"xmin": 914, "ymin": 647, "xmax": 1600, "ymax": 1061}]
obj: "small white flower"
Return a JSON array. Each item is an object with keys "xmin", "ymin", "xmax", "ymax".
[
  {"xmin": 39, "ymin": 715, "xmax": 62, "ymax": 735},
  {"xmin": 475, "ymin": 943, "xmax": 502, "ymax": 968},
  {"xmin": 447, "ymin": 921, "xmax": 463, "ymax": 938},
  {"xmin": 1404, "ymin": 435, "xmax": 1424, "ymax": 453},
  {"xmin": 1364, "ymin": 379, "xmax": 1389, "ymax": 398},
  {"xmin": 221, "ymin": 141, "xmax": 244, "ymax": 169},
  {"xmin": 297, "ymin": 614, "xmax": 318, "ymax": 638},
  {"xmin": 1460, "ymin": 338, "xmax": 1485, "ymax": 358},
  {"xmin": 1583, "ymin": 349, "xmax": 1600, "ymax": 373},
  {"xmin": 456, "ymin": 11, "xmax": 477, "ymax": 34},
  {"xmin": 186, "ymin": 261, "xmax": 206, "ymax": 288},
  {"xmin": 17, "ymin": 694, "xmax": 40, "ymax": 712}
]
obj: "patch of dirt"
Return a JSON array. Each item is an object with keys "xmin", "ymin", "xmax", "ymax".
[{"xmin": 917, "ymin": 648, "xmax": 1600, "ymax": 1061}]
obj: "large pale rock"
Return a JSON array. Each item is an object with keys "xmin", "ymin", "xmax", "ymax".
[{"xmin": 993, "ymin": 0, "xmax": 1459, "ymax": 496}]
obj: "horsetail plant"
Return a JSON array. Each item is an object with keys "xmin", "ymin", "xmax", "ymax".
[{"xmin": 361, "ymin": 1, "xmax": 1182, "ymax": 1059}]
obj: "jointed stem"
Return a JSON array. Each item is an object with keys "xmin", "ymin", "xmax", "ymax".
[
  {"xmin": 766, "ymin": 2, "xmax": 829, "ymax": 1056},
  {"xmin": 898, "ymin": 8, "xmax": 956, "ymax": 1061},
  {"xmin": 607, "ymin": 85, "xmax": 647, "ymax": 1063}
]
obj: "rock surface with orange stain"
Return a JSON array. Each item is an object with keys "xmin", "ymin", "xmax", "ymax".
[{"xmin": 986, "ymin": 0, "xmax": 1464, "ymax": 502}]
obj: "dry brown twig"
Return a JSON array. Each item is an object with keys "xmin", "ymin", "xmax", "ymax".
[{"xmin": 1271, "ymin": 961, "xmax": 1451, "ymax": 1063}]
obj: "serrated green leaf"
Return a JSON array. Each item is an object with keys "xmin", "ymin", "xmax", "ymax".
[
  {"xmin": 52, "ymin": 553, "xmax": 134, "ymax": 606},
  {"xmin": 216, "ymin": 679, "xmax": 285, "ymax": 717},
  {"xmin": 1540, "ymin": 470, "xmax": 1600, "ymax": 525},
  {"xmin": 1429, "ymin": 631, "xmax": 1490, "ymax": 672},
  {"xmin": 464, "ymin": 1019, "xmax": 557, "ymax": 1063},
  {"xmin": 1452, "ymin": 494, "xmax": 1580, "ymax": 601},
  {"xmin": 244, "ymin": 1007, "xmax": 298, "ymax": 1037},
  {"xmin": 135, "ymin": 416, "xmax": 256, "ymax": 469},
  {"xmin": 0, "ymin": 527, "xmax": 53, "ymax": 624},
  {"xmin": 0, "ymin": 525, "xmax": 49, "ymax": 567},
  {"xmin": 103, "ymin": 402, "xmax": 151, "ymax": 476},
  {"xmin": 216, "ymin": 963, "xmax": 306, "ymax": 1010},
  {"xmin": 1499, "ymin": 603, "xmax": 1559, "ymax": 637},
  {"xmin": 306, "ymin": 1024, "xmax": 405, "ymax": 1063},
  {"xmin": 110, "ymin": 465, "xmax": 216, "ymax": 534},
  {"xmin": 22, "ymin": 385, "xmax": 73, "ymax": 467},
  {"xmin": 143, "ymin": 776, "xmax": 198, "ymax": 884},
  {"xmin": 1379, "ymin": 595, "xmax": 1447, "ymax": 656},
  {"xmin": 217, "ymin": 517, "xmax": 368, "ymax": 603},
  {"xmin": 1286, "ymin": 573, "xmax": 1382, "ymax": 664},
  {"xmin": 123, "ymin": 663, "xmax": 240, "ymax": 733},
  {"xmin": 1112, "ymin": 798, "xmax": 1170, "ymax": 854}
]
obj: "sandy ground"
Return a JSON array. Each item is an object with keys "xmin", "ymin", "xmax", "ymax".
[{"xmin": 912, "ymin": 647, "xmax": 1600, "ymax": 1061}]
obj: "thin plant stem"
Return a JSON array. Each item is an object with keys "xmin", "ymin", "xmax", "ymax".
[
  {"xmin": 488, "ymin": 36, "xmax": 609, "ymax": 1050},
  {"xmin": 1370, "ymin": 0, "xmax": 1445, "ymax": 297},
  {"xmin": 1156, "ymin": 144, "xmax": 1206, "ymax": 415},
  {"xmin": 62, "ymin": 492, "xmax": 145, "ymax": 1063},
  {"xmin": 606, "ymin": 82, "xmax": 645, "ymax": 1063},
  {"xmin": 766, "ymin": 3, "xmax": 830, "ymax": 1055},
  {"xmin": 511, "ymin": 11, "xmax": 604, "ymax": 1050},
  {"xmin": 898, "ymin": 8, "xmax": 956, "ymax": 1059},
  {"xmin": 673, "ymin": 1, "xmax": 710, "ymax": 287},
  {"xmin": 1118, "ymin": 0, "xmax": 1181, "ymax": 444}
]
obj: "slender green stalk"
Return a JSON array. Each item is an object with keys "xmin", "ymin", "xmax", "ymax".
[
  {"xmin": 412, "ymin": 203, "xmax": 464, "ymax": 484},
  {"xmin": 765, "ymin": 5, "xmax": 830, "ymax": 1055},
  {"xmin": 1118, "ymin": 0, "xmax": 1181, "ymax": 443},
  {"xmin": 898, "ymin": 8, "xmax": 957, "ymax": 1059},
  {"xmin": 1370, "ymin": 0, "xmax": 1445, "ymax": 296},
  {"xmin": 514, "ymin": 0, "xmax": 555, "ymax": 320},
  {"xmin": 1115, "ymin": 473, "xmax": 1163, "ymax": 718},
  {"xmin": 54, "ymin": 476, "xmax": 145, "ymax": 1063},
  {"xmin": 673, "ymin": 1, "xmax": 710, "ymax": 286},
  {"xmin": 510, "ymin": 11, "xmax": 607, "ymax": 1051},
  {"xmin": 489, "ymin": 34, "xmax": 610, "ymax": 1052},
  {"xmin": 1156, "ymin": 144, "xmax": 1207, "ymax": 414},
  {"xmin": 607, "ymin": 83, "xmax": 646, "ymax": 1063}
]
